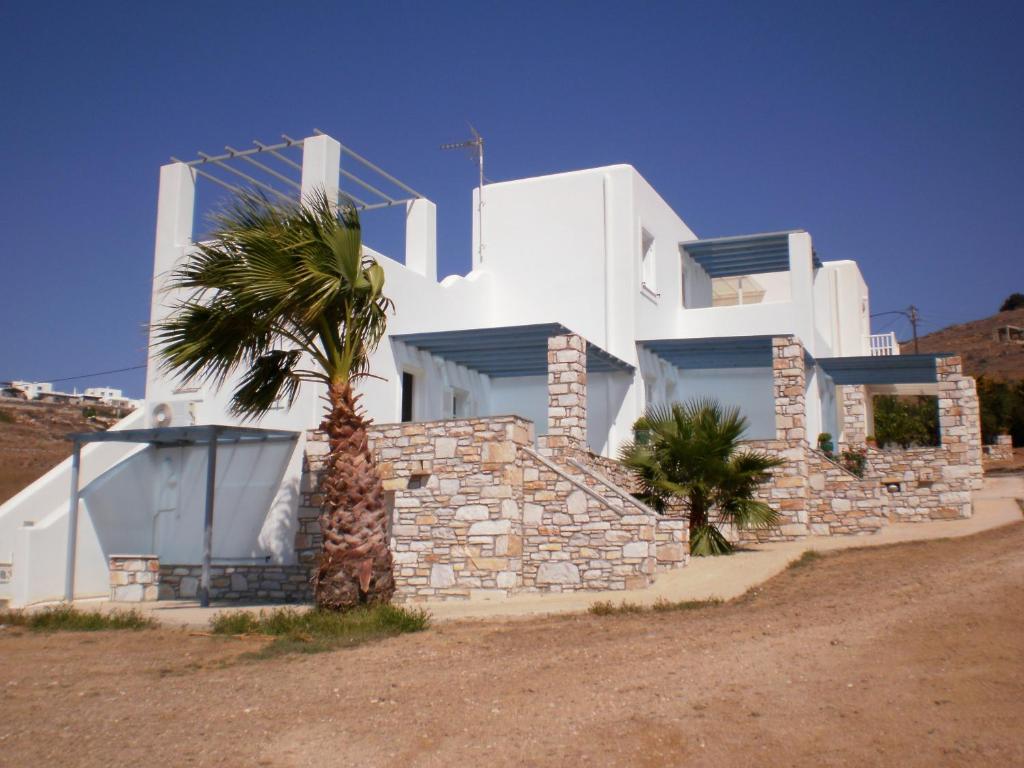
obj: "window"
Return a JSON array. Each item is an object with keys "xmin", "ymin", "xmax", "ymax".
[
  {"xmin": 401, "ymin": 371, "xmax": 415, "ymax": 422},
  {"xmin": 640, "ymin": 229, "xmax": 656, "ymax": 293}
]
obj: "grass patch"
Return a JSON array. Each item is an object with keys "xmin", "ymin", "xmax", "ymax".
[
  {"xmin": 210, "ymin": 604, "xmax": 431, "ymax": 659},
  {"xmin": 0, "ymin": 410, "xmax": 15, "ymax": 424},
  {"xmin": 788, "ymin": 549, "xmax": 823, "ymax": 570},
  {"xmin": 589, "ymin": 597, "xmax": 723, "ymax": 616},
  {"xmin": 0, "ymin": 604, "xmax": 157, "ymax": 631}
]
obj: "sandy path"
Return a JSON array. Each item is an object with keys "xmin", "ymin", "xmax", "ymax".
[{"xmin": 3, "ymin": 522, "xmax": 1023, "ymax": 767}]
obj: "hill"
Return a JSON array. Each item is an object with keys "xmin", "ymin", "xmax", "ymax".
[
  {"xmin": 0, "ymin": 400, "xmax": 122, "ymax": 504},
  {"xmin": 910, "ymin": 306, "xmax": 1024, "ymax": 381}
]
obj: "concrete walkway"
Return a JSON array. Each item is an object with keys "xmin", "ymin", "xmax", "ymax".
[{"xmin": 89, "ymin": 474, "xmax": 1024, "ymax": 629}]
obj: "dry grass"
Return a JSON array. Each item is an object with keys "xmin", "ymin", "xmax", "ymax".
[
  {"xmin": 209, "ymin": 605, "xmax": 431, "ymax": 658},
  {"xmin": 0, "ymin": 604, "xmax": 157, "ymax": 631},
  {"xmin": 588, "ymin": 597, "xmax": 724, "ymax": 616}
]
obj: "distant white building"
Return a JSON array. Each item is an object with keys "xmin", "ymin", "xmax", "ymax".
[
  {"xmin": 7, "ymin": 381, "xmax": 54, "ymax": 400},
  {"xmin": 83, "ymin": 387, "xmax": 122, "ymax": 402}
]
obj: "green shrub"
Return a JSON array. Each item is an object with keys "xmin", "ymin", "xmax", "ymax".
[
  {"xmin": 872, "ymin": 395, "xmax": 939, "ymax": 448},
  {"xmin": 977, "ymin": 376, "xmax": 1024, "ymax": 446},
  {"xmin": 210, "ymin": 605, "xmax": 430, "ymax": 658},
  {"xmin": 999, "ymin": 293, "xmax": 1024, "ymax": 312},
  {"xmin": 0, "ymin": 410, "xmax": 15, "ymax": 424},
  {"xmin": 840, "ymin": 448, "xmax": 867, "ymax": 477},
  {"xmin": 0, "ymin": 605, "xmax": 156, "ymax": 631}
]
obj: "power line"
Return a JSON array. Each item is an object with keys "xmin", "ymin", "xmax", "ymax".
[
  {"xmin": 3, "ymin": 363, "xmax": 147, "ymax": 385},
  {"xmin": 872, "ymin": 305, "xmax": 920, "ymax": 353}
]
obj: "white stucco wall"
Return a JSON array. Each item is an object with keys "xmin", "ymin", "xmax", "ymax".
[{"xmin": 0, "ymin": 136, "xmax": 885, "ymax": 606}]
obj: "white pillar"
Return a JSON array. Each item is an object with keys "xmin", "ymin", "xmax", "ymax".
[
  {"xmin": 301, "ymin": 134, "xmax": 341, "ymax": 203},
  {"xmin": 787, "ymin": 231, "xmax": 816, "ymax": 358},
  {"xmin": 145, "ymin": 162, "xmax": 196, "ymax": 402},
  {"xmin": 405, "ymin": 198, "xmax": 437, "ymax": 281}
]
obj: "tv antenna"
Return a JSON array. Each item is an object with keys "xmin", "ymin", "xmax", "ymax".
[{"xmin": 441, "ymin": 125, "xmax": 485, "ymax": 262}]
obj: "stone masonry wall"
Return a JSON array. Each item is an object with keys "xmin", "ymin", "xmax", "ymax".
[
  {"xmin": 936, "ymin": 356, "xmax": 984, "ymax": 492},
  {"xmin": 299, "ymin": 412, "xmax": 686, "ymax": 603},
  {"xmin": 805, "ymin": 451, "xmax": 885, "ymax": 536},
  {"xmin": 739, "ymin": 335, "xmax": 812, "ymax": 542},
  {"xmin": 867, "ymin": 447, "xmax": 972, "ymax": 521},
  {"xmin": 348, "ymin": 415, "xmax": 534, "ymax": 601},
  {"xmin": 839, "ymin": 385, "xmax": 868, "ymax": 450},
  {"xmin": 574, "ymin": 451, "xmax": 688, "ymax": 570},
  {"xmin": 741, "ymin": 439, "xmax": 811, "ymax": 542},
  {"xmin": 109, "ymin": 555, "xmax": 160, "ymax": 602},
  {"xmin": 519, "ymin": 450, "xmax": 657, "ymax": 592},
  {"xmin": 543, "ymin": 333, "xmax": 587, "ymax": 453},
  {"xmin": 158, "ymin": 563, "xmax": 311, "ymax": 602},
  {"xmin": 983, "ymin": 434, "xmax": 1014, "ymax": 462}
]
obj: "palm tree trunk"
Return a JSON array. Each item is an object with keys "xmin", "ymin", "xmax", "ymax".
[
  {"xmin": 313, "ymin": 380, "xmax": 395, "ymax": 610},
  {"xmin": 689, "ymin": 497, "xmax": 708, "ymax": 541}
]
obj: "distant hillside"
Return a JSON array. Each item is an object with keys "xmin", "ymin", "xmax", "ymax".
[
  {"xmin": 910, "ymin": 307, "xmax": 1024, "ymax": 381},
  {"xmin": 0, "ymin": 400, "xmax": 122, "ymax": 504}
]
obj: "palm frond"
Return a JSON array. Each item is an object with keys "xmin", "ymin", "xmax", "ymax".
[{"xmin": 152, "ymin": 187, "xmax": 392, "ymax": 420}]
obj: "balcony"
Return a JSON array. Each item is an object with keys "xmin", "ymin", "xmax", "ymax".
[{"xmin": 868, "ymin": 332, "xmax": 900, "ymax": 356}]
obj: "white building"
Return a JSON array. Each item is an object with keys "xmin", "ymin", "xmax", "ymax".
[
  {"xmin": 7, "ymin": 381, "xmax": 54, "ymax": 400},
  {"xmin": 0, "ymin": 131, "xmax": 977, "ymax": 607}
]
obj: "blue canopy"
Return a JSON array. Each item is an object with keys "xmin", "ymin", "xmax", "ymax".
[
  {"xmin": 816, "ymin": 354, "xmax": 946, "ymax": 385},
  {"xmin": 392, "ymin": 322, "xmax": 634, "ymax": 378},
  {"xmin": 682, "ymin": 231, "xmax": 822, "ymax": 278},
  {"xmin": 639, "ymin": 336, "xmax": 777, "ymax": 369}
]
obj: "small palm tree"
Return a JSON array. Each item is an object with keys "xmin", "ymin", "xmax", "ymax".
[
  {"xmin": 619, "ymin": 398, "xmax": 783, "ymax": 556},
  {"xmin": 154, "ymin": 190, "xmax": 395, "ymax": 609}
]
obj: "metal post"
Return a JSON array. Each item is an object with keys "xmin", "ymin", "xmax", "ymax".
[
  {"xmin": 199, "ymin": 428, "xmax": 219, "ymax": 608},
  {"xmin": 64, "ymin": 440, "xmax": 82, "ymax": 602}
]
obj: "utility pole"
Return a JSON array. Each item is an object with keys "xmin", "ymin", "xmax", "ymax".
[
  {"xmin": 871, "ymin": 305, "xmax": 922, "ymax": 353},
  {"xmin": 908, "ymin": 305, "xmax": 920, "ymax": 353}
]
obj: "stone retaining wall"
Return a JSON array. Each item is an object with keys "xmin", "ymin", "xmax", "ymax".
[
  {"xmin": 109, "ymin": 555, "xmax": 160, "ymax": 602},
  {"xmin": 805, "ymin": 451, "xmax": 885, "ymax": 536},
  {"xmin": 356, "ymin": 415, "xmax": 533, "ymax": 601},
  {"xmin": 519, "ymin": 450, "xmax": 656, "ymax": 592},
  {"xmin": 158, "ymin": 564, "xmax": 311, "ymax": 602},
  {"xmin": 300, "ymin": 410, "xmax": 689, "ymax": 603},
  {"xmin": 867, "ymin": 448, "xmax": 973, "ymax": 521}
]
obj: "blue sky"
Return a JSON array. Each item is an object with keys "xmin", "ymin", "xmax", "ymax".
[{"xmin": 1, "ymin": 0, "xmax": 1021, "ymax": 396}]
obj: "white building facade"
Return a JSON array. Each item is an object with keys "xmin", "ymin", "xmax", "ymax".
[{"xmin": 0, "ymin": 132, "xmax": 981, "ymax": 607}]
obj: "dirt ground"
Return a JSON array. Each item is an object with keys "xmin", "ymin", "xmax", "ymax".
[
  {"xmin": 2, "ymin": 523, "xmax": 1023, "ymax": 768},
  {"xmin": 0, "ymin": 400, "xmax": 119, "ymax": 504}
]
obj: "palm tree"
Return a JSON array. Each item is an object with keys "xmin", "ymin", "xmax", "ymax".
[
  {"xmin": 154, "ymin": 190, "xmax": 395, "ymax": 609},
  {"xmin": 619, "ymin": 398, "xmax": 783, "ymax": 556}
]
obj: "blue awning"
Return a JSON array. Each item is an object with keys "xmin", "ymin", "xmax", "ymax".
[
  {"xmin": 682, "ymin": 231, "xmax": 822, "ymax": 278},
  {"xmin": 392, "ymin": 322, "xmax": 635, "ymax": 378},
  {"xmin": 816, "ymin": 355, "xmax": 945, "ymax": 385},
  {"xmin": 639, "ymin": 336, "xmax": 777, "ymax": 369}
]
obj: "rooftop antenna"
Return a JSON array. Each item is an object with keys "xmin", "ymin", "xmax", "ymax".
[{"xmin": 441, "ymin": 124, "xmax": 485, "ymax": 262}]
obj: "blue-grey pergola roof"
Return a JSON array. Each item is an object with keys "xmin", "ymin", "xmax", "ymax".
[
  {"xmin": 392, "ymin": 322, "xmax": 634, "ymax": 378},
  {"xmin": 67, "ymin": 424, "xmax": 299, "ymax": 446},
  {"xmin": 682, "ymin": 231, "xmax": 822, "ymax": 278},
  {"xmin": 640, "ymin": 336, "xmax": 777, "ymax": 369},
  {"xmin": 816, "ymin": 355, "xmax": 948, "ymax": 385}
]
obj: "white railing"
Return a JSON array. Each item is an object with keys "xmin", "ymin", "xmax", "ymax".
[{"xmin": 868, "ymin": 332, "xmax": 900, "ymax": 356}]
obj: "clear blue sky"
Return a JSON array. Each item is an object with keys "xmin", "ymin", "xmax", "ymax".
[{"xmin": 2, "ymin": 0, "xmax": 1021, "ymax": 397}]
